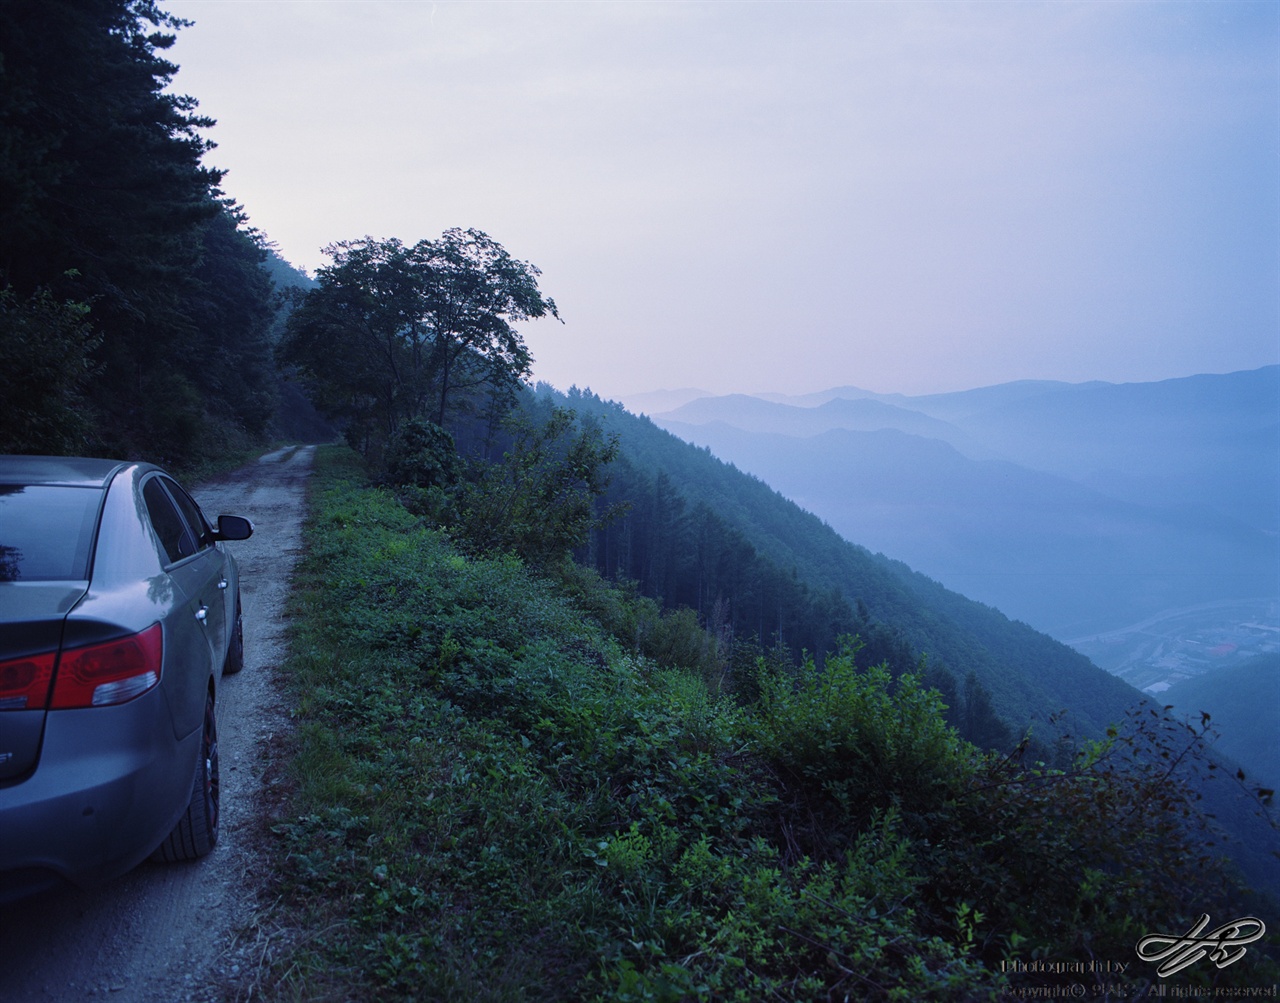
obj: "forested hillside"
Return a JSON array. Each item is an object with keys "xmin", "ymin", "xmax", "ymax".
[
  {"xmin": 554, "ymin": 386, "xmax": 1141, "ymax": 746},
  {"xmin": 1163, "ymin": 654, "xmax": 1280, "ymax": 793},
  {"xmin": 534, "ymin": 387, "xmax": 1278, "ymax": 895}
]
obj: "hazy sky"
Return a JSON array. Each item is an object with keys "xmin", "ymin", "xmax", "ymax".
[{"xmin": 166, "ymin": 0, "xmax": 1278, "ymax": 398}]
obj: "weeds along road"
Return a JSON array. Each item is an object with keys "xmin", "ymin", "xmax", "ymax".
[{"xmin": 0, "ymin": 445, "xmax": 314, "ymax": 1003}]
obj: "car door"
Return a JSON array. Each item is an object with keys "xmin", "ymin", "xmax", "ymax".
[
  {"xmin": 162, "ymin": 477, "xmax": 232, "ymax": 668},
  {"xmin": 140, "ymin": 476, "xmax": 224, "ymax": 740}
]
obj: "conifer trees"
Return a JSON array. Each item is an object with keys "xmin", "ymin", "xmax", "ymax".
[{"xmin": 0, "ymin": 1, "xmax": 276, "ymax": 461}]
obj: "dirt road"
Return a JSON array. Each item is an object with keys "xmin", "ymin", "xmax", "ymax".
[{"xmin": 0, "ymin": 445, "xmax": 314, "ymax": 1003}]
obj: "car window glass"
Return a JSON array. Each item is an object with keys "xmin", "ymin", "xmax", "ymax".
[
  {"xmin": 0, "ymin": 485, "xmax": 102, "ymax": 581},
  {"xmin": 143, "ymin": 478, "xmax": 197, "ymax": 564},
  {"xmin": 163, "ymin": 479, "xmax": 211, "ymax": 549}
]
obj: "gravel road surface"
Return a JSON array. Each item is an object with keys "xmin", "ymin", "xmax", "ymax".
[{"xmin": 0, "ymin": 445, "xmax": 314, "ymax": 1003}]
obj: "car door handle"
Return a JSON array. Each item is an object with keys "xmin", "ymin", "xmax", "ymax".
[{"xmin": 196, "ymin": 606, "xmax": 208, "ymax": 623}]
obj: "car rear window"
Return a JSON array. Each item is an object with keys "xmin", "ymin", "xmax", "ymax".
[{"xmin": 0, "ymin": 485, "xmax": 103, "ymax": 582}]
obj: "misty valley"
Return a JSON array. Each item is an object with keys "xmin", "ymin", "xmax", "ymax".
[{"xmin": 633, "ymin": 367, "xmax": 1279, "ymax": 701}]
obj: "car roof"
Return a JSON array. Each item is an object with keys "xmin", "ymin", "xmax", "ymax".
[{"xmin": 0, "ymin": 455, "xmax": 138, "ymax": 489}]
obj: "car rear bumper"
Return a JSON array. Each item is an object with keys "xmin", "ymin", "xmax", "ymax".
[{"xmin": 0, "ymin": 691, "xmax": 201, "ymax": 902}]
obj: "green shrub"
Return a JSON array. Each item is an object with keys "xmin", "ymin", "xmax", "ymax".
[
  {"xmin": 750, "ymin": 646, "xmax": 970, "ymax": 832},
  {"xmin": 384, "ymin": 416, "xmax": 460, "ymax": 489},
  {"xmin": 455, "ymin": 406, "xmax": 620, "ymax": 566}
]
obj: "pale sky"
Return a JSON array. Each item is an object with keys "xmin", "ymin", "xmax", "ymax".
[{"xmin": 166, "ymin": 0, "xmax": 1279, "ymax": 399}]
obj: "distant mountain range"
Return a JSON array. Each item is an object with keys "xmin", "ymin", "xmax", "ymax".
[{"xmin": 627, "ymin": 367, "xmax": 1279, "ymax": 640}]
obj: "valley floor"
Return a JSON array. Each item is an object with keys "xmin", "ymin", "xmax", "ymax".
[{"xmin": 1067, "ymin": 597, "xmax": 1280, "ymax": 692}]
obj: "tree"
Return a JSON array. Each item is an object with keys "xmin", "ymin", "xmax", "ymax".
[
  {"xmin": 186, "ymin": 202, "xmax": 279, "ymax": 446},
  {"xmin": 280, "ymin": 230, "xmax": 558, "ymax": 454},
  {"xmin": 961, "ymin": 670, "xmax": 1015, "ymax": 751},
  {"xmin": 0, "ymin": 1, "xmax": 221, "ymax": 300},
  {"xmin": 417, "ymin": 229, "xmax": 559, "ymax": 426}
]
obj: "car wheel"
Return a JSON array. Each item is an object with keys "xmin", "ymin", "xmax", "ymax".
[
  {"xmin": 223, "ymin": 590, "xmax": 245, "ymax": 676},
  {"xmin": 154, "ymin": 691, "xmax": 220, "ymax": 862}
]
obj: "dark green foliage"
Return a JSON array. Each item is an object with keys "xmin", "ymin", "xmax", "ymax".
[
  {"xmin": 454, "ymin": 406, "xmax": 621, "ymax": 567},
  {"xmin": 0, "ymin": 1, "xmax": 220, "ymax": 295},
  {"xmin": 187, "ymin": 203, "xmax": 278, "ymax": 443},
  {"xmin": 383, "ymin": 417, "xmax": 462, "ymax": 523},
  {"xmin": 262, "ymin": 251, "xmax": 337, "ymax": 443},
  {"xmin": 0, "ymin": 1, "xmax": 279, "ymax": 464},
  {"xmin": 0, "ymin": 286, "xmax": 99, "ymax": 454},
  {"xmin": 753, "ymin": 650, "xmax": 969, "ymax": 830},
  {"xmin": 581, "ymin": 445, "xmax": 861, "ymax": 679},
  {"xmin": 278, "ymin": 237, "xmax": 425, "ymax": 453},
  {"xmin": 959, "ymin": 670, "xmax": 1015, "ymax": 752},
  {"xmin": 385, "ymin": 418, "xmax": 460, "ymax": 490}
]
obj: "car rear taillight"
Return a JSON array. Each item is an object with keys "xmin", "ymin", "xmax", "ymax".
[
  {"xmin": 48, "ymin": 623, "xmax": 164, "ymax": 709},
  {"xmin": 0, "ymin": 651, "xmax": 56, "ymax": 710}
]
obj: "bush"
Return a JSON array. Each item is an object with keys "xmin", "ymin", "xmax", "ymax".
[
  {"xmin": 750, "ymin": 645, "xmax": 970, "ymax": 834},
  {"xmin": 384, "ymin": 417, "xmax": 460, "ymax": 489},
  {"xmin": 455, "ymin": 406, "xmax": 620, "ymax": 566}
]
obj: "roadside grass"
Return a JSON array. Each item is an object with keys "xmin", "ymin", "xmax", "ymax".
[
  {"xmin": 259, "ymin": 445, "xmax": 1271, "ymax": 1001},
  {"xmin": 261, "ymin": 446, "xmax": 994, "ymax": 1001}
]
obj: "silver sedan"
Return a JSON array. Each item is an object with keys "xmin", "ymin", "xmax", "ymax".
[{"xmin": 0, "ymin": 456, "xmax": 252, "ymax": 902}]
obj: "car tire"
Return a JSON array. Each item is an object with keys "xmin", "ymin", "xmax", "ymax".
[
  {"xmin": 153, "ymin": 691, "xmax": 220, "ymax": 862},
  {"xmin": 223, "ymin": 591, "xmax": 245, "ymax": 676}
]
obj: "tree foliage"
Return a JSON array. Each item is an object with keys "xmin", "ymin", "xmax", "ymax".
[
  {"xmin": 279, "ymin": 231, "xmax": 558, "ymax": 457},
  {"xmin": 454, "ymin": 405, "xmax": 621, "ymax": 567},
  {"xmin": 0, "ymin": 287, "xmax": 100, "ymax": 454},
  {"xmin": 0, "ymin": 0, "xmax": 220, "ymax": 294}
]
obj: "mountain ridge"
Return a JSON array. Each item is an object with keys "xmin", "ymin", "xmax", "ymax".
[{"xmin": 640, "ymin": 366, "xmax": 1279, "ymax": 639}]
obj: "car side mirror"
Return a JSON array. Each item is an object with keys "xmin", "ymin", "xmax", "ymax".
[{"xmin": 211, "ymin": 514, "xmax": 254, "ymax": 541}]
